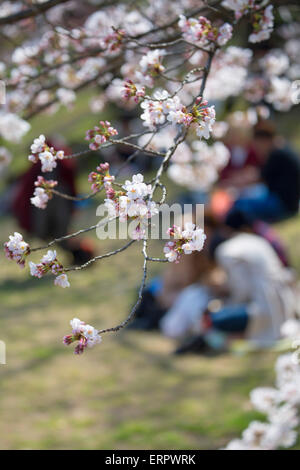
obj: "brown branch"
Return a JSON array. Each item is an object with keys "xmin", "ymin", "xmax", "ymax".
[
  {"xmin": 98, "ymin": 239, "xmax": 148, "ymax": 334},
  {"xmin": 65, "ymin": 239, "xmax": 136, "ymax": 272},
  {"xmin": 0, "ymin": 0, "xmax": 71, "ymax": 25}
]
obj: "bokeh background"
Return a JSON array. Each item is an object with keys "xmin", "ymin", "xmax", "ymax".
[{"xmin": 1, "ymin": 90, "xmax": 300, "ymax": 450}]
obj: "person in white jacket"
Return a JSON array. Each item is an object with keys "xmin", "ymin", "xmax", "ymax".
[
  {"xmin": 212, "ymin": 231, "xmax": 296, "ymax": 347},
  {"xmin": 160, "ymin": 224, "xmax": 297, "ymax": 350}
]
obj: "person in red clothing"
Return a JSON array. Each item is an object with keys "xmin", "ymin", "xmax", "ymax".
[
  {"xmin": 219, "ymin": 116, "xmax": 261, "ymax": 189},
  {"xmin": 12, "ymin": 136, "xmax": 94, "ymax": 264}
]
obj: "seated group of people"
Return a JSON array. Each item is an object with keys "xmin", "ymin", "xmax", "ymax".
[{"xmin": 130, "ymin": 119, "xmax": 300, "ymax": 354}]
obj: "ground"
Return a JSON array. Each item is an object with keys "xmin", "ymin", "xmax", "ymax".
[{"xmin": 0, "ymin": 208, "xmax": 299, "ymax": 450}]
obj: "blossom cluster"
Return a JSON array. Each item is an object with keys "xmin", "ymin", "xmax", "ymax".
[
  {"xmin": 4, "ymin": 232, "xmax": 30, "ymax": 268},
  {"xmin": 141, "ymin": 91, "xmax": 215, "ymax": 140},
  {"xmin": 178, "ymin": 15, "xmax": 233, "ymax": 47},
  {"xmin": 28, "ymin": 135, "xmax": 65, "ymax": 172},
  {"xmin": 30, "ymin": 176, "xmax": 58, "ymax": 210},
  {"xmin": 164, "ymin": 222, "xmax": 206, "ymax": 263},
  {"xmin": 85, "ymin": 121, "xmax": 118, "ymax": 150},
  {"xmin": 104, "ymin": 173, "xmax": 158, "ymax": 240},
  {"xmin": 29, "ymin": 250, "xmax": 70, "ymax": 288},
  {"xmin": 88, "ymin": 162, "xmax": 115, "ymax": 193},
  {"xmin": 225, "ymin": 319, "xmax": 300, "ymax": 450},
  {"xmin": 63, "ymin": 318, "xmax": 102, "ymax": 355}
]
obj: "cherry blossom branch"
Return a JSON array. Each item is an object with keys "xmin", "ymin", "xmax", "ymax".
[
  {"xmin": 51, "ymin": 188, "xmax": 101, "ymax": 202},
  {"xmin": 30, "ymin": 217, "xmax": 118, "ymax": 252},
  {"xmin": 24, "ymin": 57, "xmax": 123, "ymax": 119},
  {"xmin": 97, "ymin": 239, "xmax": 148, "ymax": 334},
  {"xmin": 4, "ymin": 0, "xmax": 285, "ymax": 356},
  {"xmin": 65, "ymin": 239, "xmax": 136, "ymax": 272}
]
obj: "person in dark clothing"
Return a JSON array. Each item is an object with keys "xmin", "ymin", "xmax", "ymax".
[
  {"xmin": 225, "ymin": 120, "xmax": 300, "ymax": 229},
  {"xmin": 261, "ymin": 147, "xmax": 300, "ymax": 215}
]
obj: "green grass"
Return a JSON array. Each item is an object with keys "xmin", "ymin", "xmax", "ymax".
[
  {"xmin": 1, "ymin": 210, "xmax": 300, "ymax": 450},
  {"xmin": 1, "ymin": 88, "xmax": 300, "ymax": 450}
]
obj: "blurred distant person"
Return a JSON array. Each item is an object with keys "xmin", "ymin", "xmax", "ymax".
[
  {"xmin": 167, "ymin": 216, "xmax": 297, "ymax": 354},
  {"xmin": 12, "ymin": 137, "xmax": 94, "ymax": 265},
  {"xmin": 226, "ymin": 120, "xmax": 300, "ymax": 229},
  {"xmin": 220, "ymin": 113, "xmax": 261, "ymax": 189}
]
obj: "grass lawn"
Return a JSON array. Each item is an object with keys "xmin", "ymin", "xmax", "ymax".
[{"xmin": 0, "ymin": 207, "xmax": 299, "ymax": 450}]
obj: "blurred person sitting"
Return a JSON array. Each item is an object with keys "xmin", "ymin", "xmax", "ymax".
[
  {"xmin": 167, "ymin": 216, "xmax": 297, "ymax": 354},
  {"xmin": 129, "ymin": 249, "xmax": 209, "ymax": 331},
  {"xmin": 129, "ymin": 212, "xmax": 211, "ymax": 331},
  {"xmin": 225, "ymin": 119, "xmax": 300, "ymax": 229}
]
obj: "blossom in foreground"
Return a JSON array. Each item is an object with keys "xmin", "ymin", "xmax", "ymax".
[
  {"xmin": 164, "ymin": 223, "xmax": 206, "ymax": 263},
  {"xmin": 63, "ymin": 318, "xmax": 102, "ymax": 355},
  {"xmin": 85, "ymin": 121, "xmax": 118, "ymax": 150},
  {"xmin": 29, "ymin": 250, "xmax": 70, "ymax": 287},
  {"xmin": 4, "ymin": 232, "xmax": 30, "ymax": 268},
  {"xmin": 28, "ymin": 134, "xmax": 65, "ymax": 172},
  {"xmin": 30, "ymin": 176, "xmax": 58, "ymax": 209}
]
